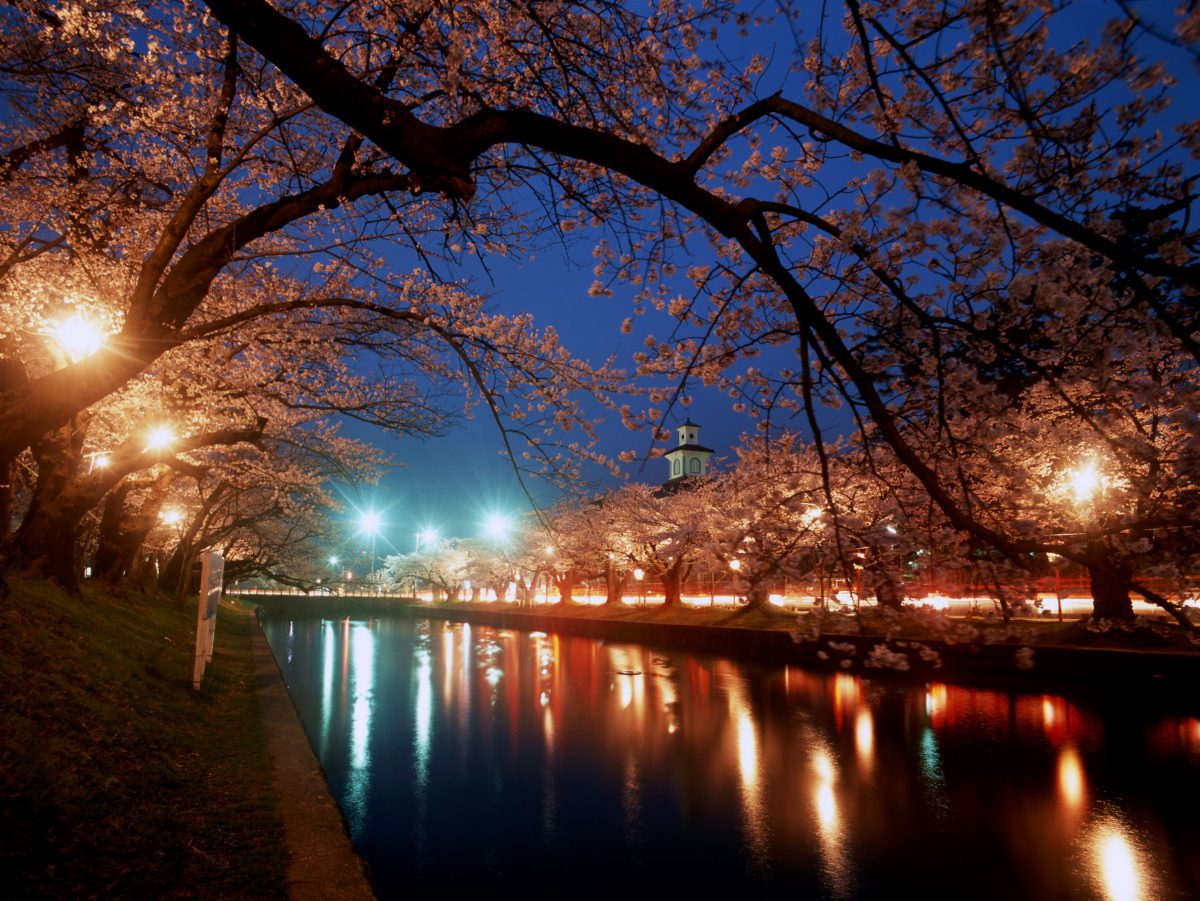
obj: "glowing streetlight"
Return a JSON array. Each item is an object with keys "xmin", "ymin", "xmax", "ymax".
[
  {"xmin": 1066, "ymin": 457, "xmax": 1103, "ymax": 506},
  {"xmin": 729, "ymin": 558, "xmax": 742, "ymax": 572},
  {"xmin": 146, "ymin": 424, "xmax": 176, "ymax": 452},
  {"xmin": 51, "ymin": 314, "xmax": 106, "ymax": 362},
  {"xmin": 417, "ymin": 527, "xmax": 440, "ymax": 551},
  {"xmin": 329, "ymin": 555, "xmax": 340, "ymax": 567},
  {"xmin": 161, "ymin": 509, "xmax": 184, "ymax": 526},
  {"xmin": 482, "ymin": 512, "xmax": 512, "ymax": 544}
]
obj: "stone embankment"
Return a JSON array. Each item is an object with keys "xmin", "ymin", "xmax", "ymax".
[{"xmin": 243, "ymin": 593, "xmax": 1200, "ymax": 696}]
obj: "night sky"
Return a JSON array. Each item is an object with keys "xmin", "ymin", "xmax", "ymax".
[{"xmin": 339, "ymin": 239, "xmax": 746, "ymax": 548}]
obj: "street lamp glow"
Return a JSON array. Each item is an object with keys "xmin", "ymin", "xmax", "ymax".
[
  {"xmin": 91, "ymin": 452, "xmax": 111, "ymax": 471},
  {"xmin": 146, "ymin": 424, "xmax": 175, "ymax": 451},
  {"xmin": 51, "ymin": 314, "xmax": 106, "ymax": 362},
  {"xmin": 358, "ymin": 510, "xmax": 382, "ymax": 536},
  {"xmin": 161, "ymin": 509, "xmax": 184, "ymax": 525},
  {"xmin": 418, "ymin": 527, "xmax": 440, "ymax": 548},
  {"xmin": 729, "ymin": 558, "xmax": 742, "ymax": 572},
  {"xmin": 1067, "ymin": 457, "xmax": 1102, "ymax": 505},
  {"xmin": 329, "ymin": 555, "xmax": 339, "ymax": 567},
  {"xmin": 483, "ymin": 512, "xmax": 512, "ymax": 543},
  {"xmin": 633, "ymin": 568, "xmax": 645, "ymax": 581}
]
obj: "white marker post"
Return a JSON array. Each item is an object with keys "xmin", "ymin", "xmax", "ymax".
[{"xmin": 192, "ymin": 551, "xmax": 225, "ymax": 690}]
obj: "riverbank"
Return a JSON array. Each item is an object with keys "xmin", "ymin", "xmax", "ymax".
[
  {"xmin": 0, "ymin": 576, "xmax": 289, "ymax": 898},
  {"xmin": 248, "ymin": 593, "xmax": 1200, "ymax": 698}
]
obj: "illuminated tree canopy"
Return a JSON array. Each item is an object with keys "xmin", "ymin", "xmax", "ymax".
[{"xmin": 0, "ymin": 0, "xmax": 1196, "ymax": 617}]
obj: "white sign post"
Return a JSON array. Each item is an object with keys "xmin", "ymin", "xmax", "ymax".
[{"xmin": 192, "ymin": 551, "xmax": 225, "ymax": 690}]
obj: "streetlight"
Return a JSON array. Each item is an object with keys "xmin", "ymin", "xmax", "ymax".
[
  {"xmin": 634, "ymin": 567, "xmax": 645, "ymax": 606},
  {"xmin": 358, "ymin": 511, "xmax": 383, "ymax": 587},
  {"xmin": 417, "ymin": 527, "xmax": 440, "ymax": 552},
  {"xmin": 1066, "ymin": 457, "xmax": 1103, "ymax": 506},
  {"xmin": 482, "ymin": 512, "xmax": 512, "ymax": 544},
  {"xmin": 50, "ymin": 314, "xmax": 107, "ymax": 362},
  {"xmin": 146, "ymin": 424, "xmax": 176, "ymax": 452}
]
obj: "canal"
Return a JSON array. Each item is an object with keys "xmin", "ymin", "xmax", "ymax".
[{"xmin": 261, "ymin": 613, "xmax": 1200, "ymax": 898}]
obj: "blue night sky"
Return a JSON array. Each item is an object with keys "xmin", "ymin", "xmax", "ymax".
[
  {"xmin": 337, "ymin": 242, "xmax": 749, "ymax": 550},
  {"xmin": 333, "ymin": 15, "xmax": 801, "ymax": 547},
  {"xmin": 329, "ymin": 0, "xmax": 1196, "ymax": 552}
]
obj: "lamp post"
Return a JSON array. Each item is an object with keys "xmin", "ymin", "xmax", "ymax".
[
  {"xmin": 634, "ymin": 567, "xmax": 645, "ymax": 606},
  {"xmin": 358, "ymin": 511, "xmax": 382, "ymax": 590},
  {"xmin": 1047, "ymin": 552, "xmax": 1064, "ymax": 622}
]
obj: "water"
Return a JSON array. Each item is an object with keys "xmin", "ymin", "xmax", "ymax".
[{"xmin": 262, "ymin": 614, "xmax": 1200, "ymax": 898}]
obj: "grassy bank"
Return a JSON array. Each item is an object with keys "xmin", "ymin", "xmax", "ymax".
[{"xmin": 0, "ymin": 576, "xmax": 286, "ymax": 899}]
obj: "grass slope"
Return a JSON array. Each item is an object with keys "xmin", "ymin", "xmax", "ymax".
[{"xmin": 0, "ymin": 576, "xmax": 286, "ymax": 899}]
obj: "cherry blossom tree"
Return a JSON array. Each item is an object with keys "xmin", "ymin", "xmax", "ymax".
[
  {"xmin": 195, "ymin": 0, "xmax": 1197, "ymax": 624},
  {"xmin": 705, "ymin": 434, "xmax": 843, "ymax": 610},
  {"xmin": 0, "ymin": 1, "xmax": 626, "ymax": 557}
]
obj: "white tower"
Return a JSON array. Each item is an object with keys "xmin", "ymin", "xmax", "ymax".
[{"xmin": 663, "ymin": 420, "xmax": 714, "ymax": 486}]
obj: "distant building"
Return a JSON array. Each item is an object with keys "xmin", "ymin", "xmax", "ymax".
[{"xmin": 662, "ymin": 420, "xmax": 714, "ymax": 488}]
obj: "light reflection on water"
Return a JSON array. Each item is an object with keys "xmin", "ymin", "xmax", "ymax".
[{"xmin": 263, "ymin": 615, "xmax": 1200, "ymax": 898}]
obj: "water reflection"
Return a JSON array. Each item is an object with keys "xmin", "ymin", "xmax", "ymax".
[
  {"xmin": 262, "ymin": 615, "xmax": 1200, "ymax": 898},
  {"xmin": 1086, "ymin": 813, "xmax": 1156, "ymax": 901},
  {"xmin": 854, "ymin": 708, "xmax": 874, "ymax": 774},
  {"xmin": 810, "ymin": 745, "xmax": 853, "ymax": 898},
  {"xmin": 1057, "ymin": 745, "xmax": 1086, "ymax": 813}
]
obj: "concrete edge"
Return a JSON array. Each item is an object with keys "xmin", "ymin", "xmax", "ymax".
[{"xmin": 249, "ymin": 614, "xmax": 376, "ymax": 900}]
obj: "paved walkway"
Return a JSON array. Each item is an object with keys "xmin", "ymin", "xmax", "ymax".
[{"xmin": 250, "ymin": 620, "xmax": 376, "ymax": 900}]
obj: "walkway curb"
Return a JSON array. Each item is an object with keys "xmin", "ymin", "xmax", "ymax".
[{"xmin": 250, "ymin": 618, "xmax": 376, "ymax": 900}]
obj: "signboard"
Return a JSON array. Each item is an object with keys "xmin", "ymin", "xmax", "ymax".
[{"xmin": 192, "ymin": 551, "xmax": 225, "ymax": 690}]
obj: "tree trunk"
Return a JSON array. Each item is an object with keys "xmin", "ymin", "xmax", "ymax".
[
  {"xmin": 661, "ymin": 565, "xmax": 682, "ymax": 607},
  {"xmin": 0, "ymin": 458, "xmax": 14, "ymax": 546},
  {"xmin": 1086, "ymin": 538, "xmax": 1135, "ymax": 621},
  {"xmin": 0, "ymin": 356, "xmax": 28, "ymax": 546},
  {"xmin": 555, "ymin": 573, "xmax": 577, "ymax": 603},
  {"xmin": 865, "ymin": 557, "xmax": 904, "ymax": 610},
  {"xmin": 92, "ymin": 482, "xmax": 134, "ymax": 582},
  {"xmin": 3, "ymin": 419, "xmax": 87, "ymax": 593},
  {"xmin": 6, "ymin": 498, "xmax": 80, "ymax": 592},
  {"xmin": 603, "ymin": 561, "xmax": 628, "ymax": 606},
  {"xmin": 744, "ymin": 583, "xmax": 771, "ymax": 610},
  {"xmin": 96, "ymin": 472, "xmax": 179, "ymax": 584}
]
